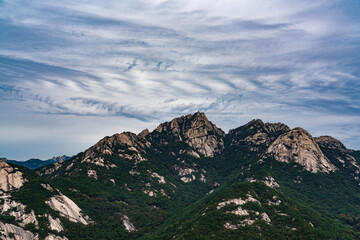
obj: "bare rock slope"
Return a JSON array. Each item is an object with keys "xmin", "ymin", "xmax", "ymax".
[
  {"xmin": 266, "ymin": 128, "xmax": 337, "ymax": 173},
  {"xmin": 0, "ymin": 161, "xmax": 26, "ymax": 192},
  {"xmin": 315, "ymin": 136, "xmax": 360, "ymax": 169},
  {"xmin": 0, "ymin": 160, "xmax": 90, "ymax": 239},
  {"xmin": 155, "ymin": 112, "xmax": 225, "ymax": 157},
  {"xmin": 228, "ymin": 119, "xmax": 290, "ymax": 154}
]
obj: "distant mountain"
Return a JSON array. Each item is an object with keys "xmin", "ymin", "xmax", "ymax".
[
  {"xmin": 5, "ymin": 155, "xmax": 71, "ymax": 170},
  {"xmin": 1, "ymin": 112, "xmax": 360, "ymax": 239}
]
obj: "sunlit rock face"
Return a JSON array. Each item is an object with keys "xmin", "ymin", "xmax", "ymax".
[
  {"xmin": 0, "ymin": 222, "xmax": 36, "ymax": 240},
  {"xmin": 0, "ymin": 160, "xmax": 26, "ymax": 192},
  {"xmin": 266, "ymin": 128, "xmax": 337, "ymax": 173},
  {"xmin": 155, "ymin": 112, "xmax": 225, "ymax": 157},
  {"xmin": 76, "ymin": 130, "xmax": 151, "ymax": 168},
  {"xmin": 123, "ymin": 215, "xmax": 136, "ymax": 232},
  {"xmin": 45, "ymin": 193, "xmax": 92, "ymax": 225}
]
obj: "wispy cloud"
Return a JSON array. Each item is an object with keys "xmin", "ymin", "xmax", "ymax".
[{"xmin": 1, "ymin": 0, "xmax": 360, "ymax": 159}]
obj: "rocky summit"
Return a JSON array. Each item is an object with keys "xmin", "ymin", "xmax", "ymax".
[
  {"xmin": 155, "ymin": 111, "xmax": 225, "ymax": 157},
  {"xmin": 2, "ymin": 112, "xmax": 360, "ymax": 240},
  {"xmin": 265, "ymin": 127, "xmax": 337, "ymax": 173}
]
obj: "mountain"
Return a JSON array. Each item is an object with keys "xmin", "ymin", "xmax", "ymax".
[
  {"xmin": 0, "ymin": 160, "xmax": 91, "ymax": 240},
  {"xmin": 1, "ymin": 112, "xmax": 360, "ymax": 239},
  {"xmin": 5, "ymin": 156, "xmax": 71, "ymax": 170}
]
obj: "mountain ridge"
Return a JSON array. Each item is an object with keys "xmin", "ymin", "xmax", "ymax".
[
  {"xmin": 2, "ymin": 112, "xmax": 360, "ymax": 239},
  {"xmin": 5, "ymin": 156, "xmax": 71, "ymax": 170}
]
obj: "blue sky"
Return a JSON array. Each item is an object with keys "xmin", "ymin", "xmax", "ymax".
[{"xmin": 1, "ymin": 0, "xmax": 360, "ymax": 160}]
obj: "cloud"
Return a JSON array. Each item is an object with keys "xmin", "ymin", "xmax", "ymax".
[{"xmin": 0, "ymin": 0, "xmax": 360, "ymax": 159}]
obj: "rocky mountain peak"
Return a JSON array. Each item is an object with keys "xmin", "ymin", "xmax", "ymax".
[
  {"xmin": 244, "ymin": 119, "xmax": 264, "ymax": 128},
  {"xmin": 264, "ymin": 122, "xmax": 290, "ymax": 133},
  {"xmin": 228, "ymin": 119, "xmax": 290, "ymax": 154},
  {"xmin": 266, "ymin": 128, "xmax": 337, "ymax": 173},
  {"xmin": 314, "ymin": 136, "xmax": 360, "ymax": 169},
  {"xmin": 138, "ymin": 128, "xmax": 150, "ymax": 138},
  {"xmin": 230, "ymin": 119, "xmax": 290, "ymax": 135},
  {"xmin": 155, "ymin": 111, "xmax": 221, "ymax": 134},
  {"xmin": 155, "ymin": 112, "xmax": 225, "ymax": 157},
  {"xmin": 94, "ymin": 131, "xmax": 151, "ymax": 151},
  {"xmin": 51, "ymin": 155, "xmax": 70, "ymax": 161},
  {"xmin": 314, "ymin": 136, "xmax": 349, "ymax": 153},
  {"xmin": 69, "ymin": 131, "xmax": 152, "ymax": 169}
]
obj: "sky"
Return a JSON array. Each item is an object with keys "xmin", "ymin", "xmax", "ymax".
[{"xmin": 1, "ymin": 0, "xmax": 360, "ymax": 160}]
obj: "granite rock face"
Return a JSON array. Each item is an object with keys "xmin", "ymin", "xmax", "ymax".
[
  {"xmin": 48, "ymin": 215, "xmax": 64, "ymax": 232},
  {"xmin": 155, "ymin": 112, "xmax": 225, "ymax": 157},
  {"xmin": 1, "ymin": 199, "xmax": 38, "ymax": 227},
  {"xmin": 46, "ymin": 194, "xmax": 92, "ymax": 225},
  {"xmin": 0, "ymin": 222, "xmax": 36, "ymax": 240},
  {"xmin": 79, "ymin": 131, "xmax": 151, "ymax": 167},
  {"xmin": 0, "ymin": 161, "xmax": 26, "ymax": 192},
  {"xmin": 266, "ymin": 128, "xmax": 337, "ymax": 173}
]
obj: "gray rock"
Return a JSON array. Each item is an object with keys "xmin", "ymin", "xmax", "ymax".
[{"xmin": 266, "ymin": 128, "xmax": 337, "ymax": 173}]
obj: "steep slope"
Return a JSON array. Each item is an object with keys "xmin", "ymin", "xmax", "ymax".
[
  {"xmin": 265, "ymin": 128, "xmax": 337, "ymax": 173},
  {"xmin": 227, "ymin": 119, "xmax": 290, "ymax": 155},
  {"xmin": 145, "ymin": 120, "xmax": 360, "ymax": 239},
  {"xmin": 8, "ymin": 112, "xmax": 360, "ymax": 239},
  {"xmin": 153, "ymin": 111, "xmax": 225, "ymax": 157},
  {"xmin": 315, "ymin": 136, "xmax": 360, "ymax": 171},
  {"xmin": 219, "ymin": 119, "xmax": 290, "ymax": 178},
  {"xmin": 229, "ymin": 129, "xmax": 360, "ymax": 238},
  {"xmin": 148, "ymin": 182, "xmax": 346, "ymax": 240},
  {"xmin": 0, "ymin": 160, "xmax": 91, "ymax": 240},
  {"xmin": 35, "ymin": 112, "xmax": 225, "ymax": 239}
]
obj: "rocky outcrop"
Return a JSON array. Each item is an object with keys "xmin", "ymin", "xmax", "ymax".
[
  {"xmin": 45, "ymin": 234, "xmax": 68, "ymax": 240},
  {"xmin": 51, "ymin": 156, "xmax": 71, "ymax": 162},
  {"xmin": 315, "ymin": 136, "xmax": 349, "ymax": 153},
  {"xmin": 48, "ymin": 215, "xmax": 63, "ymax": 232},
  {"xmin": 123, "ymin": 215, "xmax": 136, "ymax": 232},
  {"xmin": 266, "ymin": 128, "xmax": 337, "ymax": 173},
  {"xmin": 1, "ymin": 199, "xmax": 38, "ymax": 227},
  {"xmin": 228, "ymin": 119, "xmax": 290, "ymax": 153},
  {"xmin": 39, "ymin": 161, "xmax": 64, "ymax": 176},
  {"xmin": 79, "ymin": 131, "xmax": 151, "ymax": 167},
  {"xmin": 217, "ymin": 194, "xmax": 271, "ymax": 229},
  {"xmin": 0, "ymin": 161, "xmax": 26, "ymax": 192},
  {"xmin": 155, "ymin": 112, "xmax": 225, "ymax": 157},
  {"xmin": 138, "ymin": 129, "xmax": 150, "ymax": 138},
  {"xmin": 0, "ymin": 221, "xmax": 36, "ymax": 240},
  {"xmin": 92, "ymin": 132, "xmax": 151, "ymax": 154},
  {"xmin": 315, "ymin": 136, "xmax": 360, "ymax": 169},
  {"xmin": 45, "ymin": 194, "xmax": 91, "ymax": 225}
]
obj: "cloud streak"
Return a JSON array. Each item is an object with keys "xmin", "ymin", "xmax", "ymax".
[{"xmin": 1, "ymin": 0, "xmax": 360, "ymax": 159}]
